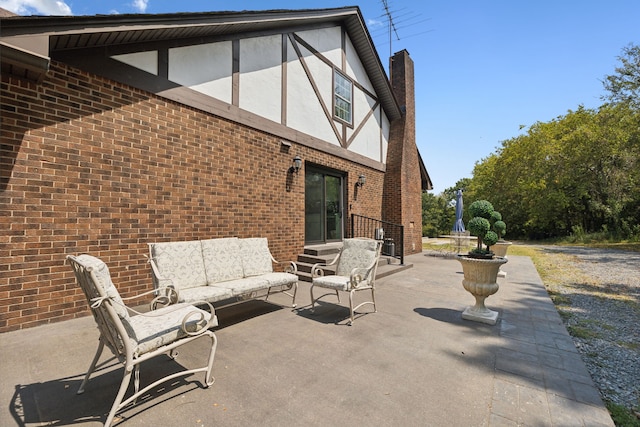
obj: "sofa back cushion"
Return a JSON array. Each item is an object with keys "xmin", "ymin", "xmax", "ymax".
[
  {"xmin": 149, "ymin": 240, "xmax": 207, "ymax": 290},
  {"xmin": 201, "ymin": 237, "xmax": 244, "ymax": 284},
  {"xmin": 239, "ymin": 238, "xmax": 273, "ymax": 277}
]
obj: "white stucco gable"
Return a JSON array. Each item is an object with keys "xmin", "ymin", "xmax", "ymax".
[{"xmin": 110, "ymin": 25, "xmax": 390, "ymax": 164}]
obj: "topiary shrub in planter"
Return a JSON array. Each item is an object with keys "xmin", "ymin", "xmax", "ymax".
[
  {"xmin": 492, "ymin": 213, "xmax": 506, "ymax": 240},
  {"xmin": 467, "ymin": 200, "xmax": 499, "ymax": 258},
  {"xmin": 457, "ymin": 199, "xmax": 508, "ymax": 325}
]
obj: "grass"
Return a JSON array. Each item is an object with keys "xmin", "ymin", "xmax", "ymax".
[
  {"xmin": 566, "ymin": 325, "xmax": 601, "ymax": 340},
  {"xmin": 607, "ymin": 401, "xmax": 640, "ymax": 427},
  {"xmin": 589, "ymin": 242, "xmax": 640, "ymax": 252}
]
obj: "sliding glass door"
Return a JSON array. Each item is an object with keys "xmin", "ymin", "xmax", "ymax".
[{"xmin": 305, "ymin": 168, "xmax": 344, "ymax": 244}]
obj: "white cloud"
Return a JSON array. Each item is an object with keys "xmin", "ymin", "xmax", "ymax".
[
  {"xmin": 0, "ymin": 0, "xmax": 72, "ymax": 15},
  {"xmin": 368, "ymin": 18, "xmax": 385, "ymax": 28},
  {"xmin": 132, "ymin": 0, "xmax": 147, "ymax": 13}
]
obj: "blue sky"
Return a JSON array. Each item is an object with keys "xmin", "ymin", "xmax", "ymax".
[{"xmin": 2, "ymin": 1, "xmax": 638, "ymax": 194}]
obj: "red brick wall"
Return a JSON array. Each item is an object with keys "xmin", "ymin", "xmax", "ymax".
[
  {"xmin": 383, "ymin": 50, "xmax": 423, "ymax": 256},
  {"xmin": 0, "ymin": 61, "xmax": 383, "ymax": 332}
]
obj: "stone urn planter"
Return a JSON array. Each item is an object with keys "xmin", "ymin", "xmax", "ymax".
[
  {"xmin": 456, "ymin": 255, "xmax": 508, "ymax": 325},
  {"xmin": 491, "ymin": 241, "xmax": 512, "ymax": 277},
  {"xmin": 491, "ymin": 241, "xmax": 512, "ymax": 257}
]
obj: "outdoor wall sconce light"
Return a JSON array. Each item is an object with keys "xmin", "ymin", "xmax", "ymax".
[
  {"xmin": 356, "ymin": 174, "xmax": 366, "ymax": 188},
  {"xmin": 289, "ymin": 156, "xmax": 302, "ymax": 174}
]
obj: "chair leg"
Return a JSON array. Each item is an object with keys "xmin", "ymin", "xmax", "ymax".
[
  {"xmin": 310, "ymin": 285, "xmax": 341, "ymax": 313},
  {"xmin": 205, "ymin": 332, "xmax": 218, "ymax": 387},
  {"xmin": 348, "ymin": 290, "xmax": 355, "ymax": 326},
  {"xmin": 309, "ymin": 284, "xmax": 316, "ymax": 312},
  {"xmin": 104, "ymin": 366, "xmax": 133, "ymax": 427},
  {"xmin": 371, "ymin": 288, "xmax": 377, "ymax": 312},
  {"xmin": 348, "ymin": 288, "xmax": 377, "ymax": 325},
  {"xmin": 77, "ymin": 339, "xmax": 105, "ymax": 395},
  {"xmin": 290, "ymin": 282, "xmax": 298, "ymax": 308}
]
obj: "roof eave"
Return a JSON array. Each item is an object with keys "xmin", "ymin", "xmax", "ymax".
[{"xmin": 0, "ymin": 41, "xmax": 50, "ymax": 82}]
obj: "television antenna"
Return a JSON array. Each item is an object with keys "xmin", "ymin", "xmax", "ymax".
[
  {"xmin": 381, "ymin": 0, "xmax": 400, "ymax": 58},
  {"xmin": 374, "ymin": 0, "xmax": 433, "ymax": 58}
]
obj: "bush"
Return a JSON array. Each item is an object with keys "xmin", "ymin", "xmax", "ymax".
[
  {"xmin": 468, "ymin": 217, "xmax": 490, "ymax": 238},
  {"xmin": 466, "ymin": 200, "xmax": 507, "ymax": 256},
  {"xmin": 468, "ymin": 200, "xmax": 494, "ymax": 219},
  {"xmin": 484, "ymin": 231, "xmax": 499, "ymax": 247},
  {"xmin": 493, "ymin": 220, "xmax": 506, "ymax": 239}
]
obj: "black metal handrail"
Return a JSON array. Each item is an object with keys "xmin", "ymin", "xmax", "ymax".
[{"xmin": 349, "ymin": 214, "xmax": 404, "ymax": 265}]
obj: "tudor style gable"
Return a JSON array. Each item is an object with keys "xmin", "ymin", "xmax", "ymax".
[{"xmin": 108, "ymin": 26, "xmax": 390, "ymax": 165}]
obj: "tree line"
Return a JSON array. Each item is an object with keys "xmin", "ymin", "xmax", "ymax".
[{"xmin": 423, "ymin": 44, "xmax": 640, "ymax": 240}]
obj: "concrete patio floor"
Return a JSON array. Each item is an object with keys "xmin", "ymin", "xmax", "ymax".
[{"xmin": 0, "ymin": 252, "xmax": 615, "ymax": 426}]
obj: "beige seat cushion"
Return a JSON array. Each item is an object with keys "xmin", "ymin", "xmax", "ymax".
[{"xmin": 128, "ymin": 303, "xmax": 217, "ymax": 356}]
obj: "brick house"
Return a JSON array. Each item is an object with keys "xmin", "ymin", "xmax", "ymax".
[{"xmin": 0, "ymin": 7, "xmax": 431, "ymax": 332}]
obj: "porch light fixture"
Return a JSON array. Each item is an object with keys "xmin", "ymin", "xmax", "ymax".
[
  {"xmin": 356, "ymin": 174, "xmax": 366, "ymax": 187},
  {"xmin": 289, "ymin": 156, "xmax": 302, "ymax": 174}
]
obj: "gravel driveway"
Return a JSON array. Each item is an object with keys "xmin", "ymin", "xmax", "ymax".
[{"xmin": 535, "ymin": 245, "xmax": 639, "ymax": 414}]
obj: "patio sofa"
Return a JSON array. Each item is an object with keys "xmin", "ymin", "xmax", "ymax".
[{"xmin": 148, "ymin": 237, "xmax": 298, "ymax": 308}]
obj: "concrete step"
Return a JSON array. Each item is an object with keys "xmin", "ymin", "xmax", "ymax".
[
  {"xmin": 296, "ymin": 257, "xmax": 411, "ymax": 282},
  {"xmin": 295, "ymin": 243, "xmax": 408, "ymax": 282},
  {"xmin": 297, "ymin": 253, "xmax": 338, "ymax": 265},
  {"xmin": 303, "ymin": 244, "xmax": 341, "ymax": 257}
]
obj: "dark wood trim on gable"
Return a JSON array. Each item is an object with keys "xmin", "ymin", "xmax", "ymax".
[
  {"xmin": 379, "ymin": 107, "xmax": 384, "ymax": 162},
  {"xmin": 291, "ymin": 33, "xmax": 332, "ymax": 68},
  {"xmin": 341, "ymin": 30, "xmax": 348, "ymax": 142},
  {"xmin": 287, "ymin": 32, "xmax": 343, "ymax": 146},
  {"xmin": 341, "ymin": 27, "xmax": 347, "ymax": 72},
  {"xmin": 232, "ymin": 39, "xmax": 240, "ymax": 107},
  {"xmin": 158, "ymin": 48, "xmax": 168, "ymax": 78},
  {"xmin": 281, "ymin": 33, "xmax": 287, "ymax": 126},
  {"xmin": 55, "ymin": 51, "xmax": 181, "ymax": 92},
  {"xmin": 346, "ymin": 100, "xmax": 379, "ymax": 149}
]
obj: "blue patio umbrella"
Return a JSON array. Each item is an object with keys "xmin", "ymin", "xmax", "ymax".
[{"xmin": 452, "ymin": 189, "xmax": 465, "ymax": 232}]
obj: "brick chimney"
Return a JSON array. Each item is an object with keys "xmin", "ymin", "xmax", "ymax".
[{"xmin": 383, "ymin": 49, "xmax": 423, "ymax": 256}]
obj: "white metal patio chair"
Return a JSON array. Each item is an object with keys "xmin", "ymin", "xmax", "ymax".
[
  {"xmin": 310, "ymin": 238, "xmax": 383, "ymax": 325},
  {"xmin": 67, "ymin": 254, "xmax": 218, "ymax": 427}
]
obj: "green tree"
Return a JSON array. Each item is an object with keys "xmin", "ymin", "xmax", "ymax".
[
  {"xmin": 602, "ymin": 44, "xmax": 640, "ymax": 109},
  {"xmin": 421, "ymin": 192, "xmax": 453, "ymax": 237},
  {"xmin": 453, "ymin": 44, "xmax": 640, "ymax": 240}
]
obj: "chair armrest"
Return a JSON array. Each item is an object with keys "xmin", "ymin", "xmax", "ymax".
[
  {"xmin": 312, "ymin": 249, "xmax": 342, "ymax": 278},
  {"xmin": 311, "ymin": 263, "xmax": 327, "ymax": 278},
  {"xmin": 114, "ymin": 287, "xmax": 180, "ymax": 312},
  {"xmin": 284, "ymin": 260, "xmax": 298, "ymax": 275},
  {"xmin": 270, "ymin": 254, "xmax": 298, "ymax": 275},
  {"xmin": 349, "ymin": 267, "xmax": 372, "ymax": 288},
  {"xmin": 349, "ymin": 250, "xmax": 380, "ymax": 287},
  {"xmin": 131, "ymin": 301, "xmax": 216, "ymax": 335},
  {"xmin": 150, "ymin": 286, "xmax": 179, "ymax": 310},
  {"xmin": 178, "ymin": 301, "xmax": 216, "ymax": 336}
]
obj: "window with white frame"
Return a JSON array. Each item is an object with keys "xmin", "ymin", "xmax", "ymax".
[{"xmin": 334, "ymin": 70, "xmax": 353, "ymax": 124}]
